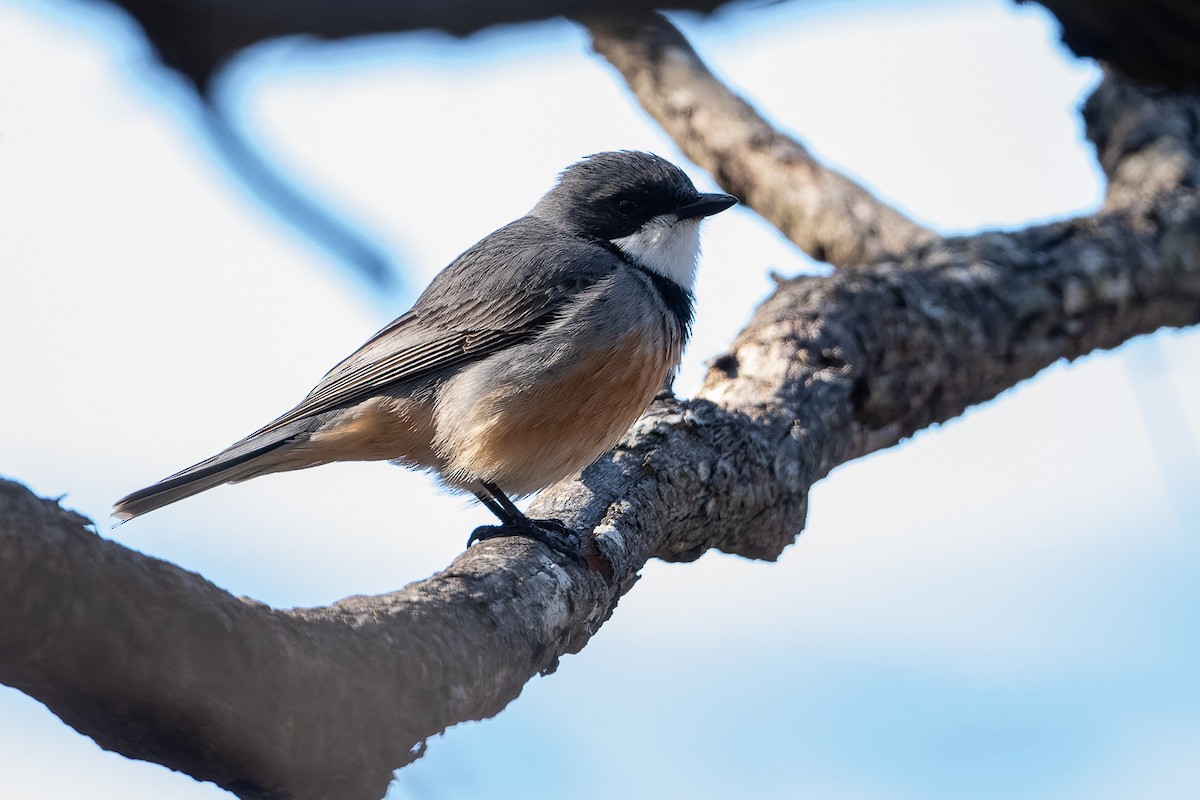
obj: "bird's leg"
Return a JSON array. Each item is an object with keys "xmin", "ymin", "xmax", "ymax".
[
  {"xmin": 471, "ymin": 488, "xmax": 511, "ymax": 523},
  {"xmin": 478, "ymin": 480, "xmax": 526, "ymax": 523},
  {"xmin": 654, "ymin": 372, "xmax": 676, "ymax": 401},
  {"xmin": 468, "ymin": 481, "xmax": 585, "ymax": 563}
]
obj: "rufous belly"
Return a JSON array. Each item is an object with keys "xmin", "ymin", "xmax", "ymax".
[{"xmin": 440, "ymin": 332, "xmax": 678, "ymax": 495}]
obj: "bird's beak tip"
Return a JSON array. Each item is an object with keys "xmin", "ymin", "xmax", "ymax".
[{"xmin": 677, "ymin": 192, "xmax": 739, "ymax": 220}]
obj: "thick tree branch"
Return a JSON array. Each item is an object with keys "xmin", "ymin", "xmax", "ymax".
[
  {"xmin": 4, "ymin": 50, "xmax": 1199, "ymax": 800},
  {"xmin": 582, "ymin": 11, "xmax": 937, "ymax": 267},
  {"xmin": 0, "ymin": 481, "xmax": 617, "ymax": 800}
]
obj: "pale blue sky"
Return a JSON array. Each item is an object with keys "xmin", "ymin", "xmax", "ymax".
[{"xmin": 1, "ymin": 0, "xmax": 1198, "ymax": 798}]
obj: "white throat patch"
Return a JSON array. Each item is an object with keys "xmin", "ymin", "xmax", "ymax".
[{"xmin": 611, "ymin": 214, "xmax": 701, "ymax": 289}]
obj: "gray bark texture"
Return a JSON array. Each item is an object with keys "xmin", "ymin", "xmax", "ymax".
[{"xmin": 4, "ymin": 8, "xmax": 1200, "ymax": 800}]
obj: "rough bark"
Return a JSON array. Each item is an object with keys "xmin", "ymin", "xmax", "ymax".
[
  {"xmin": 0, "ymin": 482, "xmax": 615, "ymax": 800},
  {"xmin": 3, "ymin": 65, "xmax": 1199, "ymax": 799},
  {"xmin": 582, "ymin": 11, "xmax": 938, "ymax": 267}
]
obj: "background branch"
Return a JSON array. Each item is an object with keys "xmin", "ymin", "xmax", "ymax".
[
  {"xmin": 95, "ymin": 0, "xmax": 743, "ymax": 90},
  {"xmin": 1028, "ymin": 0, "xmax": 1200, "ymax": 91},
  {"xmin": 194, "ymin": 95, "xmax": 397, "ymax": 290},
  {"xmin": 87, "ymin": 0, "xmax": 1200, "ymax": 93}
]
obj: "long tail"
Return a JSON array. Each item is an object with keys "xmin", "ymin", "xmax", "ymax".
[{"xmin": 113, "ymin": 421, "xmax": 311, "ymax": 521}]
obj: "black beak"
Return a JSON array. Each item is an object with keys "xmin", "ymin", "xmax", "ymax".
[{"xmin": 675, "ymin": 192, "xmax": 739, "ymax": 220}]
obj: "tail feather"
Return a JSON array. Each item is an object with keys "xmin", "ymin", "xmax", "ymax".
[{"xmin": 113, "ymin": 423, "xmax": 309, "ymax": 520}]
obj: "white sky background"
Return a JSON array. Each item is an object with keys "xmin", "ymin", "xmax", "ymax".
[{"xmin": 2, "ymin": 0, "xmax": 1199, "ymax": 798}]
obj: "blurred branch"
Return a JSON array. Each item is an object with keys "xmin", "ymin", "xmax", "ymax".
[
  {"xmin": 0, "ymin": 479, "xmax": 603, "ymax": 800},
  {"xmin": 3, "ymin": 67, "xmax": 1199, "ymax": 800},
  {"xmin": 195, "ymin": 94, "xmax": 397, "ymax": 290},
  {"xmin": 583, "ymin": 11, "xmax": 937, "ymax": 267},
  {"xmin": 92, "ymin": 0, "xmax": 744, "ymax": 90},
  {"xmin": 83, "ymin": 0, "xmax": 1200, "ymax": 93},
  {"xmin": 1028, "ymin": 0, "xmax": 1200, "ymax": 91}
]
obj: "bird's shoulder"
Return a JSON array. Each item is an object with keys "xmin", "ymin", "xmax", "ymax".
[
  {"xmin": 357, "ymin": 216, "xmax": 622, "ymax": 349},
  {"xmin": 413, "ymin": 215, "xmax": 621, "ymax": 315}
]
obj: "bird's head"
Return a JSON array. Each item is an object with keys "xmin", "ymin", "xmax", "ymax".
[{"xmin": 532, "ymin": 151, "xmax": 737, "ymax": 289}]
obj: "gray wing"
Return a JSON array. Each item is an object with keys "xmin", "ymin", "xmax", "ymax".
[{"xmin": 253, "ymin": 216, "xmax": 618, "ymax": 435}]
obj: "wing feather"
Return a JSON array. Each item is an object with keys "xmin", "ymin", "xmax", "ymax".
[{"xmin": 253, "ymin": 217, "xmax": 618, "ymax": 434}]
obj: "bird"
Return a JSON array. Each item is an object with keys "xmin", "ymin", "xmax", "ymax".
[{"xmin": 114, "ymin": 151, "xmax": 737, "ymax": 558}]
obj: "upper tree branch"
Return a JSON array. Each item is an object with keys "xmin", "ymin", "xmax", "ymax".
[
  {"xmin": 1028, "ymin": 0, "xmax": 1200, "ymax": 91},
  {"xmin": 582, "ymin": 11, "xmax": 937, "ymax": 267},
  {"xmin": 4, "ymin": 70, "xmax": 1198, "ymax": 800},
  {"xmin": 88, "ymin": 0, "xmax": 1200, "ymax": 93},
  {"xmin": 96, "ymin": 0, "xmax": 743, "ymax": 90}
]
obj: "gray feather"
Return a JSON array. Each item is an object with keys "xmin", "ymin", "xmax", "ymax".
[{"xmin": 113, "ymin": 419, "xmax": 315, "ymax": 520}]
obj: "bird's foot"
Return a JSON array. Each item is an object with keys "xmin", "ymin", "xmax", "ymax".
[{"xmin": 468, "ymin": 516, "xmax": 587, "ymax": 565}]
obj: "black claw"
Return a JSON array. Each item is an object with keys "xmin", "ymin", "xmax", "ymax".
[
  {"xmin": 467, "ymin": 524, "xmax": 504, "ymax": 547},
  {"xmin": 467, "ymin": 517, "xmax": 587, "ymax": 565}
]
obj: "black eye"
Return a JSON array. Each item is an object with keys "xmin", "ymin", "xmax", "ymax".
[{"xmin": 616, "ymin": 199, "xmax": 640, "ymax": 217}]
